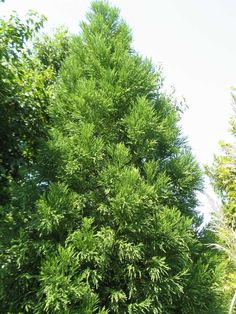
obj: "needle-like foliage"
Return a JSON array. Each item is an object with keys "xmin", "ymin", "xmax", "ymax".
[{"xmin": 1, "ymin": 1, "xmax": 227, "ymax": 313}]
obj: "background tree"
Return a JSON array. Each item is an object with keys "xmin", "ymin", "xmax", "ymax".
[
  {"xmin": 1, "ymin": 1, "xmax": 227, "ymax": 313},
  {"xmin": 207, "ymin": 94, "xmax": 236, "ymax": 313},
  {"xmin": 0, "ymin": 10, "xmax": 70, "ymax": 204}
]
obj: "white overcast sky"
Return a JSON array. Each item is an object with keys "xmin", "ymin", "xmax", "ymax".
[{"xmin": 2, "ymin": 0, "xmax": 236, "ymax": 221}]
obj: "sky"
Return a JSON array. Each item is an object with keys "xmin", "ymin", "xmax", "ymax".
[{"xmin": 1, "ymin": 0, "xmax": 236, "ymax": 221}]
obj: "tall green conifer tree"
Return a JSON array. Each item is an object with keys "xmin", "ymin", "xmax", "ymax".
[{"xmin": 1, "ymin": 2, "xmax": 226, "ymax": 313}]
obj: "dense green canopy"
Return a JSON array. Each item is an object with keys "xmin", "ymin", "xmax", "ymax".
[{"xmin": 0, "ymin": 1, "xmax": 227, "ymax": 313}]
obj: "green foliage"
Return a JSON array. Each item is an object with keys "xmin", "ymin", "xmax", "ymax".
[
  {"xmin": 207, "ymin": 96, "xmax": 236, "ymax": 313},
  {"xmin": 0, "ymin": 11, "xmax": 70, "ymax": 205},
  {"xmin": 1, "ymin": 1, "xmax": 226, "ymax": 313}
]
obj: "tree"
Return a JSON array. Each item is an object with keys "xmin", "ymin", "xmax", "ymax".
[
  {"xmin": 207, "ymin": 95, "xmax": 236, "ymax": 313},
  {"xmin": 1, "ymin": 1, "xmax": 227, "ymax": 313},
  {"xmin": 0, "ymin": 10, "xmax": 70, "ymax": 204}
]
